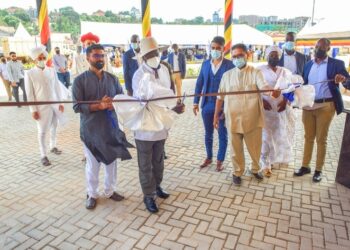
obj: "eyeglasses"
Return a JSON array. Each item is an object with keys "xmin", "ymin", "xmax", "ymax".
[{"xmin": 91, "ymin": 54, "xmax": 104, "ymax": 59}]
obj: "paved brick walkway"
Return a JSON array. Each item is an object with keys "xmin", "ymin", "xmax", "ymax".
[{"xmin": 1, "ymin": 79, "xmax": 350, "ymax": 250}]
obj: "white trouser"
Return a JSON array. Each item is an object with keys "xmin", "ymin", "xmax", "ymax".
[
  {"xmin": 37, "ymin": 109, "xmax": 58, "ymax": 158},
  {"xmin": 83, "ymin": 144, "xmax": 117, "ymax": 199}
]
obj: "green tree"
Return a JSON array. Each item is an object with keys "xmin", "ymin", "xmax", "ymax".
[{"xmin": 3, "ymin": 15, "xmax": 20, "ymax": 28}]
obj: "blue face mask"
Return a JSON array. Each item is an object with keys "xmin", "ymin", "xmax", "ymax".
[
  {"xmin": 131, "ymin": 43, "xmax": 139, "ymax": 50},
  {"xmin": 232, "ymin": 57, "xmax": 247, "ymax": 69},
  {"xmin": 211, "ymin": 50, "xmax": 222, "ymax": 60},
  {"xmin": 284, "ymin": 41, "xmax": 295, "ymax": 51}
]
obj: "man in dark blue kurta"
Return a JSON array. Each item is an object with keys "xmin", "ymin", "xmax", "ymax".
[
  {"xmin": 73, "ymin": 44, "xmax": 132, "ymax": 209},
  {"xmin": 193, "ymin": 36, "xmax": 235, "ymax": 171}
]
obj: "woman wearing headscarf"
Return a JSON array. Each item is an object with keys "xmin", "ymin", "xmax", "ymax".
[{"xmin": 258, "ymin": 46, "xmax": 296, "ymax": 177}]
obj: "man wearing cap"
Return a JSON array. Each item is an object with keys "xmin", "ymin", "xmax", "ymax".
[
  {"xmin": 123, "ymin": 34, "xmax": 141, "ymax": 96},
  {"xmin": 132, "ymin": 37, "xmax": 176, "ymax": 213},
  {"xmin": 193, "ymin": 36, "xmax": 234, "ymax": 172},
  {"xmin": 71, "ymin": 32, "xmax": 113, "ymax": 77},
  {"xmin": 73, "ymin": 44, "xmax": 132, "ymax": 210},
  {"xmin": 25, "ymin": 46, "xmax": 65, "ymax": 166}
]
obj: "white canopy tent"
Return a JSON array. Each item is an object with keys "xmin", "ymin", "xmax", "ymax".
[
  {"xmin": 298, "ymin": 18, "xmax": 350, "ymax": 41},
  {"xmin": 81, "ymin": 21, "xmax": 273, "ymax": 46}
]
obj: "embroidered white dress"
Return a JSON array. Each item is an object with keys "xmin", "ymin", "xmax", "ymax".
[{"xmin": 258, "ymin": 65, "xmax": 296, "ymax": 169}]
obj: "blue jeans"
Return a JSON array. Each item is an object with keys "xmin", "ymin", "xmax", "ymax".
[
  {"xmin": 201, "ymin": 102, "xmax": 227, "ymax": 161},
  {"xmin": 57, "ymin": 72, "xmax": 70, "ymax": 88}
]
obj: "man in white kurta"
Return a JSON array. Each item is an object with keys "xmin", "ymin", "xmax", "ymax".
[
  {"xmin": 214, "ymin": 43, "xmax": 270, "ymax": 186},
  {"xmin": 258, "ymin": 46, "xmax": 296, "ymax": 177},
  {"xmin": 25, "ymin": 46, "xmax": 65, "ymax": 166},
  {"xmin": 71, "ymin": 32, "xmax": 113, "ymax": 77}
]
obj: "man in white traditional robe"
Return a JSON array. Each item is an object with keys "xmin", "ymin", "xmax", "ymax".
[
  {"xmin": 71, "ymin": 32, "xmax": 113, "ymax": 77},
  {"xmin": 258, "ymin": 46, "xmax": 296, "ymax": 177},
  {"xmin": 25, "ymin": 46, "xmax": 65, "ymax": 166}
]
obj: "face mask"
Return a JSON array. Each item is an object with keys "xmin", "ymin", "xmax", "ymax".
[
  {"xmin": 37, "ymin": 60, "xmax": 46, "ymax": 68},
  {"xmin": 268, "ymin": 57, "xmax": 280, "ymax": 67},
  {"xmin": 211, "ymin": 50, "xmax": 222, "ymax": 60},
  {"xmin": 284, "ymin": 41, "xmax": 295, "ymax": 51},
  {"xmin": 92, "ymin": 61, "xmax": 105, "ymax": 70},
  {"xmin": 232, "ymin": 57, "xmax": 247, "ymax": 69},
  {"xmin": 131, "ymin": 43, "xmax": 139, "ymax": 50},
  {"xmin": 146, "ymin": 56, "xmax": 161, "ymax": 69},
  {"xmin": 55, "ymin": 50, "xmax": 60, "ymax": 54},
  {"xmin": 315, "ymin": 48, "xmax": 327, "ymax": 59}
]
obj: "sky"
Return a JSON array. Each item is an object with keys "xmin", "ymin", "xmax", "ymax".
[{"xmin": 0, "ymin": 0, "xmax": 346, "ymax": 21}]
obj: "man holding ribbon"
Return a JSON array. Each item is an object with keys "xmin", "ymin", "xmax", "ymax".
[
  {"xmin": 73, "ymin": 44, "xmax": 132, "ymax": 209},
  {"xmin": 295, "ymin": 38, "xmax": 350, "ymax": 182}
]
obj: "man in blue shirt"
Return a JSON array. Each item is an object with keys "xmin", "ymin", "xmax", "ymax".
[
  {"xmin": 193, "ymin": 36, "xmax": 234, "ymax": 172},
  {"xmin": 294, "ymin": 38, "xmax": 350, "ymax": 182},
  {"xmin": 53, "ymin": 47, "xmax": 70, "ymax": 88}
]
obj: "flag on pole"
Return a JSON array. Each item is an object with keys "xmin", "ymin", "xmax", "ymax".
[
  {"xmin": 36, "ymin": 0, "xmax": 52, "ymax": 66},
  {"xmin": 141, "ymin": 0, "xmax": 152, "ymax": 38},
  {"xmin": 224, "ymin": 0, "xmax": 233, "ymax": 59}
]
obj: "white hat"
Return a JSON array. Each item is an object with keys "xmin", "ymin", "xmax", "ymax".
[
  {"xmin": 265, "ymin": 45, "xmax": 282, "ymax": 59},
  {"xmin": 30, "ymin": 45, "xmax": 48, "ymax": 60},
  {"xmin": 140, "ymin": 37, "xmax": 160, "ymax": 57}
]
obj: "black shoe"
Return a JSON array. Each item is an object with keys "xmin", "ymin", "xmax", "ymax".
[
  {"xmin": 253, "ymin": 173, "xmax": 264, "ymax": 181},
  {"xmin": 50, "ymin": 147, "xmax": 62, "ymax": 155},
  {"xmin": 294, "ymin": 166, "xmax": 311, "ymax": 177},
  {"xmin": 86, "ymin": 195, "xmax": 97, "ymax": 209},
  {"xmin": 232, "ymin": 175, "xmax": 241, "ymax": 186},
  {"xmin": 313, "ymin": 171, "xmax": 322, "ymax": 182},
  {"xmin": 41, "ymin": 157, "xmax": 51, "ymax": 166},
  {"xmin": 156, "ymin": 186, "xmax": 170, "ymax": 199},
  {"xmin": 143, "ymin": 197, "xmax": 159, "ymax": 213},
  {"xmin": 109, "ymin": 192, "xmax": 125, "ymax": 201}
]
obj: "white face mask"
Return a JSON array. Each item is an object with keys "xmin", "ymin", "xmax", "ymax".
[
  {"xmin": 37, "ymin": 60, "xmax": 46, "ymax": 68},
  {"xmin": 146, "ymin": 56, "xmax": 160, "ymax": 69}
]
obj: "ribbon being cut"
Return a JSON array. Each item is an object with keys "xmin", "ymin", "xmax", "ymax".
[
  {"xmin": 113, "ymin": 73, "xmax": 178, "ymax": 132},
  {"xmin": 275, "ymin": 74, "xmax": 316, "ymax": 108}
]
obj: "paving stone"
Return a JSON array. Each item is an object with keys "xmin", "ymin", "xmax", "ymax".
[{"xmin": 0, "ymin": 80, "xmax": 349, "ymax": 249}]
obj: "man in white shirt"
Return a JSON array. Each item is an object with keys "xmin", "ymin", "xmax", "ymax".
[
  {"xmin": 71, "ymin": 32, "xmax": 113, "ymax": 77},
  {"xmin": 25, "ymin": 46, "xmax": 65, "ymax": 166},
  {"xmin": 0, "ymin": 56, "xmax": 12, "ymax": 101},
  {"xmin": 278, "ymin": 32, "xmax": 309, "ymax": 76},
  {"xmin": 132, "ymin": 37, "xmax": 175, "ymax": 213}
]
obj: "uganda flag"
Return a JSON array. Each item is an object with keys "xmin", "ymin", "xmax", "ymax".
[{"xmin": 36, "ymin": 0, "xmax": 52, "ymax": 66}]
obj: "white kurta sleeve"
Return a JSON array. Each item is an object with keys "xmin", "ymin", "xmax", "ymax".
[{"xmin": 24, "ymin": 71, "xmax": 38, "ymax": 113}]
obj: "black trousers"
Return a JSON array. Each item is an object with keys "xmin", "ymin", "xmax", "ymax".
[
  {"xmin": 12, "ymin": 78, "xmax": 27, "ymax": 103},
  {"xmin": 135, "ymin": 139, "xmax": 165, "ymax": 198}
]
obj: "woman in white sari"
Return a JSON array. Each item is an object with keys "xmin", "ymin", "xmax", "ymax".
[{"xmin": 258, "ymin": 46, "xmax": 296, "ymax": 177}]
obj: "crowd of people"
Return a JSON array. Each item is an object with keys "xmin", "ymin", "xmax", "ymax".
[{"xmin": 1, "ymin": 30, "xmax": 350, "ymax": 214}]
